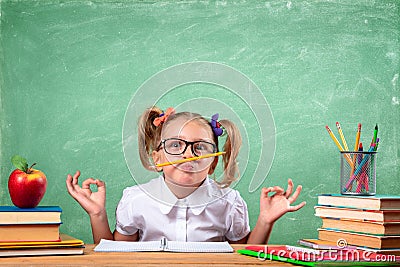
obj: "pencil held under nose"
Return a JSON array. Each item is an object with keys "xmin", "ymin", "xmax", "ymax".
[{"xmin": 155, "ymin": 152, "xmax": 226, "ymax": 168}]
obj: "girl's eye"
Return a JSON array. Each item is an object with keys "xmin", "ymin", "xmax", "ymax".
[
  {"xmin": 169, "ymin": 141, "xmax": 182, "ymax": 148},
  {"xmin": 194, "ymin": 143, "xmax": 206, "ymax": 151},
  {"xmin": 165, "ymin": 140, "xmax": 186, "ymax": 152},
  {"xmin": 194, "ymin": 142, "xmax": 215, "ymax": 154}
]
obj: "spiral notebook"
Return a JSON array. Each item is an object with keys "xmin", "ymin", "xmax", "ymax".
[{"xmin": 94, "ymin": 238, "xmax": 233, "ymax": 253}]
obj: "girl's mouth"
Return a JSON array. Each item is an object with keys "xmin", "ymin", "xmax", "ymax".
[{"xmin": 178, "ymin": 162, "xmax": 196, "ymax": 172}]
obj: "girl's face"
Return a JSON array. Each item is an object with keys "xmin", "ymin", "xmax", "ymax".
[{"xmin": 152, "ymin": 118, "xmax": 217, "ymax": 188}]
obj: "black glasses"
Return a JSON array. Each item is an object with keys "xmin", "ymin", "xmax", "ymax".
[{"xmin": 157, "ymin": 138, "xmax": 217, "ymax": 157}]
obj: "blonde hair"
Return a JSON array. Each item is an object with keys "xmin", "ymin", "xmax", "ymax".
[{"xmin": 137, "ymin": 106, "xmax": 242, "ymax": 188}]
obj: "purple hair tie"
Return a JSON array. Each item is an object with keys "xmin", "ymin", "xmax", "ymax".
[{"xmin": 210, "ymin": 113, "xmax": 223, "ymax": 137}]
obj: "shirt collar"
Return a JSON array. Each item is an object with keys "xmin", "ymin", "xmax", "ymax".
[{"xmin": 151, "ymin": 176, "xmax": 224, "ymax": 215}]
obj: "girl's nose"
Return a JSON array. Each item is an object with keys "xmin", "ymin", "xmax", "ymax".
[{"xmin": 182, "ymin": 145, "xmax": 194, "ymax": 158}]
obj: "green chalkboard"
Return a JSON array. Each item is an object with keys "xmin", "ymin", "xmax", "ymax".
[{"xmin": 1, "ymin": 0, "xmax": 399, "ymax": 245}]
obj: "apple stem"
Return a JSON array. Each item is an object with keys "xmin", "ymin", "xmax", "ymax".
[{"xmin": 27, "ymin": 163, "xmax": 37, "ymax": 174}]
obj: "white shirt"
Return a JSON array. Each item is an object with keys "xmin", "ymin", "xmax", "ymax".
[{"xmin": 115, "ymin": 176, "xmax": 250, "ymax": 242}]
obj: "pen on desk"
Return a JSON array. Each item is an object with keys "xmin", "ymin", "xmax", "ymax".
[
  {"xmin": 326, "ymin": 125, "xmax": 353, "ymax": 167},
  {"xmin": 155, "ymin": 152, "xmax": 226, "ymax": 167},
  {"xmin": 336, "ymin": 122, "xmax": 349, "ymax": 151}
]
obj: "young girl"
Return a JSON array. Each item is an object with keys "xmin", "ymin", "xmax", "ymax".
[{"xmin": 66, "ymin": 107, "xmax": 305, "ymax": 244}]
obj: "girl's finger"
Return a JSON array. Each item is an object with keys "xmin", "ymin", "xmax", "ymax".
[
  {"xmin": 288, "ymin": 201, "xmax": 306, "ymax": 212},
  {"xmin": 260, "ymin": 187, "xmax": 272, "ymax": 199},
  {"xmin": 288, "ymin": 185, "xmax": 303, "ymax": 203},
  {"xmin": 262, "ymin": 187, "xmax": 272, "ymax": 194},
  {"xmin": 66, "ymin": 174, "xmax": 75, "ymax": 194},
  {"xmin": 95, "ymin": 180, "xmax": 106, "ymax": 192},
  {"xmin": 81, "ymin": 178, "xmax": 99, "ymax": 190},
  {"xmin": 269, "ymin": 186, "xmax": 285, "ymax": 194},
  {"xmin": 285, "ymin": 178, "xmax": 294, "ymax": 198},
  {"xmin": 71, "ymin": 170, "xmax": 81, "ymax": 185}
]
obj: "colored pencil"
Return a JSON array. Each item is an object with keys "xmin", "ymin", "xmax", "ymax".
[
  {"xmin": 349, "ymin": 123, "xmax": 362, "ymax": 189},
  {"xmin": 354, "ymin": 123, "xmax": 362, "ymax": 152},
  {"xmin": 326, "ymin": 125, "xmax": 344, "ymax": 151},
  {"xmin": 372, "ymin": 124, "xmax": 378, "ymax": 145},
  {"xmin": 336, "ymin": 122, "xmax": 349, "ymax": 151},
  {"xmin": 326, "ymin": 126, "xmax": 353, "ymax": 167}
]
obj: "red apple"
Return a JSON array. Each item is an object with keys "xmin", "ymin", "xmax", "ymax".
[{"xmin": 8, "ymin": 155, "xmax": 47, "ymax": 208}]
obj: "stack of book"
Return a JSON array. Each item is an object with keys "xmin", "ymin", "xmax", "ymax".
[
  {"xmin": 0, "ymin": 206, "xmax": 84, "ymax": 257},
  {"xmin": 299, "ymin": 194, "xmax": 400, "ymax": 256}
]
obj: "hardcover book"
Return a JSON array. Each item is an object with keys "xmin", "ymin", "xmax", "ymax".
[
  {"xmin": 0, "ymin": 234, "xmax": 84, "ymax": 257},
  {"xmin": 0, "ymin": 247, "xmax": 84, "ymax": 257},
  {"xmin": 299, "ymin": 239, "xmax": 400, "ymax": 256},
  {"xmin": 318, "ymin": 228, "xmax": 400, "ymax": 249},
  {"xmin": 0, "ymin": 223, "xmax": 61, "ymax": 242},
  {"xmin": 0, "ymin": 206, "xmax": 62, "ymax": 224},
  {"xmin": 314, "ymin": 206, "xmax": 400, "ymax": 222},
  {"xmin": 321, "ymin": 217, "xmax": 400, "ymax": 236},
  {"xmin": 0, "ymin": 233, "xmax": 84, "ymax": 249},
  {"xmin": 318, "ymin": 194, "xmax": 400, "ymax": 210}
]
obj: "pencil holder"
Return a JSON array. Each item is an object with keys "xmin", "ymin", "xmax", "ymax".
[{"xmin": 340, "ymin": 151, "xmax": 377, "ymax": 195}]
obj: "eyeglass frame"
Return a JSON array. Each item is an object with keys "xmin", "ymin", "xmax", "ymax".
[{"xmin": 156, "ymin": 138, "xmax": 217, "ymax": 157}]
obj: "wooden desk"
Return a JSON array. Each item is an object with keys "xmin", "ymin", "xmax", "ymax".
[{"xmin": 0, "ymin": 244, "xmax": 295, "ymax": 266}]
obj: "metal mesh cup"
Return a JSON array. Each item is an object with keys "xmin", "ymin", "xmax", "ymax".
[{"xmin": 340, "ymin": 151, "xmax": 377, "ymax": 195}]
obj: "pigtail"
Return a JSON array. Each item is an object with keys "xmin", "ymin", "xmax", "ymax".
[
  {"xmin": 218, "ymin": 119, "xmax": 242, "ymax": 188},
  {"xmin": 137, "ymin": 106, "xmax": 163, "ymax": 171}
]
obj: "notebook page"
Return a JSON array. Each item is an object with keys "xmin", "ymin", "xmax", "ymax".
[
  {"xmin": 166, "ymin": 241, "xmax": 233, "ymax": 253},
  {"xmin": 94, "ymin": 239, "xmax": 162, "ymax": 252}
]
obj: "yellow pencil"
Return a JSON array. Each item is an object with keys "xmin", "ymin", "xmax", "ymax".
[
  {"xmin": 155, "ymin": 152, "xmax": 226, "ymax": 167},
  {"xmin": 326, "ymin": 125, "xmax": 344, "ymax": 151},
  {"xmin": 325, "ymin": 125, "xmax": 353, "ymax": 168},
  {"xmin": 336, "ymin": 122, "xmax": 349, "ymax": 151},
  {"xmin": 354, "ymin": 123, "xmax": 361, "ymax": 151}
]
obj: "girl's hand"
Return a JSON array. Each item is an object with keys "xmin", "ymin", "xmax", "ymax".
[
  {"xmin": 66, "ymin": 170, "xmax": 106, "ymax": 217},
  {"xmin": 258, "ymin": 178, "xmax": 306, "ymax": 225}
]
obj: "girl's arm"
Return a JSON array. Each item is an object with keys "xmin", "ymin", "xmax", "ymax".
[
  {"xmin": 247, "ymin": 179, "xmax": 306, "ymax": 244},
  {"xmin": 66, "ymin": 171, "xmax": 138, "ymax": 243}
]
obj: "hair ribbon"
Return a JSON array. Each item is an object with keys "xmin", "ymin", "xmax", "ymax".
[
  {"xmin": 153, "ymin": 107, "xmax": 175, "ymax": 126},
  {"xmin": 211, "ymin": 113, "xmax": 223, "ymax": 137}
]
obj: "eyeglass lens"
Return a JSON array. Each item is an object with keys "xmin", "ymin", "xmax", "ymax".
[{"xmin": 163, "ymin": 138, "xmax": 216, "ymax": 157}]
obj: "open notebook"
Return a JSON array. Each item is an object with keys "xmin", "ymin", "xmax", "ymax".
[{"xmin": 94, "ymin": 238, "xmax": 233, "ymax": 253}]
